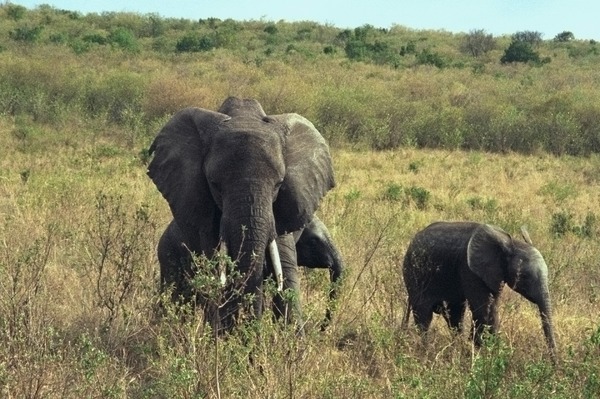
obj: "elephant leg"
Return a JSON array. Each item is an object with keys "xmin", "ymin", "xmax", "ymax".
[
  {"xmin": 469, "ymin": 294, "xmax": 499, "ymax": 346},
  {"xmin": 445, "ymin": 301, "xmax": 467, "ymax": 333},
  {"xmin": 157, "ymin": 221, "xmax": 196, "ymax": 304},
  {"xmin": 411, "ymin": 301, "xmax": 434, "ymax": 333},
  {"xmin": 271, "ymin": 233, "xmax": 303, "ymax": 330}
]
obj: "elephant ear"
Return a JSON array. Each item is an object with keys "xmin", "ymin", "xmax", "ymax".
[
  {"xmin": 270, "ymin": 113, "xmax": 335, "ymax": 234},
  {"xmin": 147, "ymin": 107, "xmax": 230, "ymax": 238},
  {"xmin": 467, "ymin": 224, "xmax": 514, "ymax": 292}
]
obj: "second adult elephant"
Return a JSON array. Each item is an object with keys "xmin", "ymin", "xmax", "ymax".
[
  {"xmin": 402, "ymin": 221, "xmax": 557, "ymax": 361},
  {"xmin": 149, "ymin": 97, "xmax": 335, "ymax": 333},
  {"xmin": 294, "ymin": 216, "xmax": 344, "ymax": 330}
]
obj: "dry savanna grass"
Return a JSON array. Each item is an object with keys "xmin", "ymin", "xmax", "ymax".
[{"xmin": 1, "ymin": 115, "xmax": 599, "ymax": 398}]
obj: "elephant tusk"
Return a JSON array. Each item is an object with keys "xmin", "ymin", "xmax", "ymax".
[
  {"xmin": 218, "ymin": 241, "xmax": 228, "ymax": 286},
  {"xmin": 269, "ymin": 240, "xmax": 284, "ymax": 292}
]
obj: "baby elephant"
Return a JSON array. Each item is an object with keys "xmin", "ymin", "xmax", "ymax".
[
  {"xmin": 402, "ymin": 221, "xmax": 556, "ymax": 360},
  {"xmin": 294, "ymin": 216, "xmax": 344, "ymax": 330}
]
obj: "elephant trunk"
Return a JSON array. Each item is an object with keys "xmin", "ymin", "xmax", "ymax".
[
  {"xmin": 537, "ymin": 296, "xmax": 558, "ymax": 364},
  {"xmin": 321, "ymin": 251, "xmax": 344, "ymax": 331},
  {"xmin": 220, "ymin": 196, "xmax": 276, "ymax": 323},
  {"xmin": 318, "ymin": 240, "xmax": 344, "ymax": 331},
  {"xmin": 328, "ymin": 245, "xmax": 345, "ymax": 300}
]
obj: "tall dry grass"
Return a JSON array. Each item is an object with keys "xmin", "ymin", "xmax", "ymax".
[{"xmin": 1, "ymin": 112, "xmax": 599, "ymax": 396}]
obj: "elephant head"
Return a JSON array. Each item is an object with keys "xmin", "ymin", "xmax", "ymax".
[
  {"xmin": 467, "ymin": 224, "xmax": 557, "ymax": 360},
  {"xmin": 148, "ymin": 97, "xmax": 335, "ymax": 331},
  {"xmin": 294, "ymin": 215, "xmax": 345, "ymax": 330}
]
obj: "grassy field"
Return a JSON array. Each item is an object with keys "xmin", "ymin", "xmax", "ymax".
[
  {"xmin": 1, "ymin": 116, "xmax": 599, "ymax": 397},
  {"xmin": 1, "ymin": 4, "xmax": 600, "ymax": 398}
]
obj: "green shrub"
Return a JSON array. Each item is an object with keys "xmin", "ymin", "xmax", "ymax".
[
  {"xmin": 550, "ymin": 210, "xmax": 574, "ymax": 237},
  {"xmin": 416, "ymin": 48, "xmax": 446, "ymax": 68},
  {"xmin": 83, "ymin": 33, "xmax": 108, "ymax": 45},
  {"xmin": 6, "ymin": 4, "xmax": 27, "ymax": 20},
  {"xmin": 501, "ymin": 40, "xmax": 540, "ymax": 64},
  {"xmin": 381, "ymin": 183, "xmax": 430, "ymax": 209},
  {"xmin": 176, "ymin": 33, "xmax": 217, "ymax": 52},
  {"xmin": 382, "ymin": 183, "xmax": 403, "ymax": 202},
  {"xmin": 108, "ymin": 27, "xmax": 139, "ymax": 52},
  {"xmin": 9, "ymin": 25, "xmax": 44, "ymax": 42},
  {"xmin": 407, "ymin": 186, "xmax": 431, "ymax": 210},
  {"xmin": 554, "ymin": 31, "xmax": 575, "ymax": 42},
  {"xmin": 549, "ymin": 211, "xmax": 596, "ymax": 238},
  {"xmin": 465, "ymin": 334, "xmax": 512, "ymax": 399},
  {"xmin": 467, "ymin": 196, "xmax": 498, "ymax": 213}
]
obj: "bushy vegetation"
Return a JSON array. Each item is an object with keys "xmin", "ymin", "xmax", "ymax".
[
  {"xmin": 1, "ymin": 4, "xmax": 600, "ymax": 398},
  {"xmin": 1, "ymin": 4, "xmax": 599, "ymax": 155}
]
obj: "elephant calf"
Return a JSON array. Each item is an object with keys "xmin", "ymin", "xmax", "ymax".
[
  {"xmin": 294, "ymin": 216, "xmax": 344, "ymax": 330},
  {"xmin": 402, "ymin": 221, "xmax": 557, "ymax": 361}
]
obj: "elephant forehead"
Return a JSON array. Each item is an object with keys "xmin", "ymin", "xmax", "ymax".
[
  {"xmin": 217, "ymin": 120, "xmax": 283, "ymax": 146},
  {"xmin": 209, "ymin": 130, "xmax": 285, "ymax": 173}
]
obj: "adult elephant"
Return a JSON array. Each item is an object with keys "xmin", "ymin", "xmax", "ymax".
[
  {"xmin": 148, "ymin": 97, "xmax": 335, "ymax": 333},
  {"xmin": 402, "ymin": 221, "xmax": 557, "ymax": 362},
  {"xmin": 294, "ymin": 215, "xmax": 344, "ymax": 330}
]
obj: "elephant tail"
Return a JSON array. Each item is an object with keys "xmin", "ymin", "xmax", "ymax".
[{"xmin": 401, "ymin": 299, "xmax": 411, "ymax": 329}]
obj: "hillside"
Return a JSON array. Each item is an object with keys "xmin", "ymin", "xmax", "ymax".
[{"xmin": 1, "ymin": 3, "xmax": 599, "ymax": 155}]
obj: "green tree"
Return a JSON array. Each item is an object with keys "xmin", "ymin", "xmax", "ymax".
[
  {"xmin": 512, "ymin": 30, "xmax": 543, "ymax": 47},
  {"xmin": 460, "ymin": 29, "xmax": 497, "ymax": 57},
  {"xmin": 9, "ymin": 25, "xmax": 43, "ymax": 42},
  {"xmin": 264, "ymin": 24, "xmax": 278, "ymax": 35},
  {"xmin": 399, "ymin": 41, "xmax": 416, "ymax": 56},
  {"xmin": 554, "ymin": 31, "xmax": 575, "ymax": 42},
  {"xmin": 417, "ymin": 48, "xmax": 446, "ymax": 68},
  {"xmin": 501, "ymin": 40, "xmax": 540, "ymax": 63},
  {"xmin": 345, "ymin": 39, "xmax": 369, "ymax": 61},
  {"xmin": 108, "ymin": 27, "xmax": 139, "ymax": 52},
  {"xmin": 175, "ymin": 33, "xmax": 216, "ymax": 52},
  {"xmin": 6, "ymin": 4, "xmax": 27, "ymax": 21}
]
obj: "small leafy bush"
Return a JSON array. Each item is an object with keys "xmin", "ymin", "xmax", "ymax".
[
  {"xmin": 550, "ymin": 210, "xmax": 574, "ymax": 237},
  {"xmin": 9, "ymin": 25, "xmax": 44, "ymax": 42},
  {"xmin": 176, "ymin": 33, "xmax": 217, "ymax": 52},
  {"xmin": 501, "ymin": 40, "xmax": 540, "ymax": 64},
  {"xmin": 550, "ymin": 211, "xmax": 596, "ymax": 238},
  {"xmin": 381, "ymin": 183, "xmax": 430, "ymax": 210},
  {"xmin": 467, "ymin": 196, "xmax": 498, "ymax": 213},
  {"xmin": 416, "ymin": 49, "xmax": 446, "ymax": 68},
  {"xmin": 382, "ymin": 183, "xmax": 403, "ymax": 202},
  {"xmin": 108, "ymin": 27, "xmax": 140, "ymax": 52},
  {"xmin": 465, "ymin": 334, "xmax": 512, "ymax": 399}
]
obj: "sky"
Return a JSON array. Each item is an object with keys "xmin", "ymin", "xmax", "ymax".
[{"xmin": 10, "ymin": 0, "xmax": 600, "ymax": 40}]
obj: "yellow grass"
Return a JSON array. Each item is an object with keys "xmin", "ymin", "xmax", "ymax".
[{"xmin": 2, "ymin": 123, "xmax": 599, "ymax": 396}]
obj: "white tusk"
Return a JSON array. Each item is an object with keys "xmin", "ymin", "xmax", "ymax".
[
  {"xmin": 218, "ymin": 240, "xmax": 227, "ymax": 286},
  {"xmin": 268, "ymin": 240, "xmax": 284, "ymax": 292}
]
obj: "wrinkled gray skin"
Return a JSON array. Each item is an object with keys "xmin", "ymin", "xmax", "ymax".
[
  {"xmin": 149, "ymin": 97, "xmax": 335, "ymax": 333},
  {"xmin": 402, "ymin": 221, "xmax": 557, "ymax": 362},
  {"xmin": 293, "ymin": 215, "xmax": 344, "ymax": 330}
]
